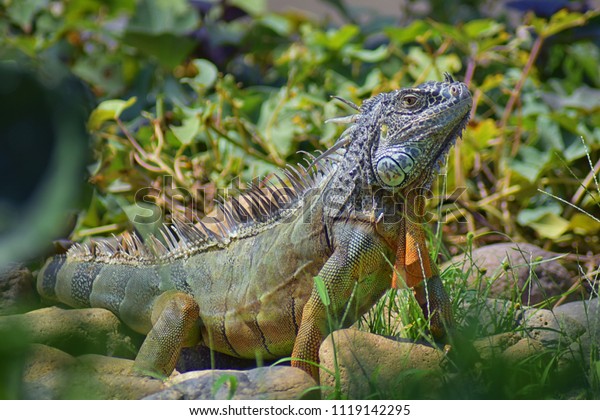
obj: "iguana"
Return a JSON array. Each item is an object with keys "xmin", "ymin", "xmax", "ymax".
[{"xmin": 37, "ymin": 74, "xmax": 472, "ymax": 381}]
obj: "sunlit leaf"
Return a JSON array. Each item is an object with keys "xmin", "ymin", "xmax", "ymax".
[
  {"xmin": 88, "ymin": 97, "xmax": 137, "ymax": 130},
  {"xmin": 385, "ymin": 20, "xmax": 431, "ymax": 44},
  {"xmin": 170, "ymin": 116, "xmax": 200, "ymax": 145}
]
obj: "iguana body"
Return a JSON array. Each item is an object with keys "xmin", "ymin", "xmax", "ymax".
[{"xmin": 37, "ymin": 74, "xmax": 472, "ymax": 380}]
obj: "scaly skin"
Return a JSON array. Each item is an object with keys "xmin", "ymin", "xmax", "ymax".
[{"xmin": 37, "ymin": 74, "xmax": 472, "ymax": 381}]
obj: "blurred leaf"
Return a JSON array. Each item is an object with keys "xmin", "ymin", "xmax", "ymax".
[
  {"xmin": 122, "ymin": 32, "xmax": 197, "ymax": 69},
  {"xmin": 5, "ymin": 0, "xmax": 49, "ymax": 30},
  {"xmin": 88, "ymin": 97, "xmax": 137, "ymax": 130},
  {"xmin": 509, "ymin": 146, "xmax": 551, "ymax": 182},
  {"xmin": 183, "ymin": 59, "xmax": 218, "ymax": 92},
  {"xmin": 463, "ymin": 19, "xmax": 503, "ymax": 39},
  {"xmin": 126, "ymin": 0, "xmax": 198, "ymax": 35},
  {"xmin": 170, "ymin": 116, "xmax": 200, "ymax": 145},
  {"xmin": 531, "ymin": 9, "xmax": 592, "ymax": 38},
  {"xmin": 541, "ymin": 87, "xmax": 600, "ymax": 112},
  {"xmin": 342, "ymin": 44, "xmax": 389, "ymax": 63},
  {"xmin": 384, "ymin": 20, "xmax": 431, "ymax": 44},
  {"xmin": 569, "ymin": 213, "xmax": 600, "ymax": 235},
  {"xmin": 518, "ymin": 204, "xmax": 570, "ymax": 239},
  {"xmin": 258, "ymin": 14, "xmax": 293, "ymax": 36},
  {"xmin": 310, "ymin": 25, "xmax": 359, "ymax": 50},
  {"xmin": 230, "ymin": 0, "xmax": 266, "ymax": 16}
]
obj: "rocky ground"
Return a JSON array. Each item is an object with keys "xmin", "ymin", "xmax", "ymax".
[{"xmin": 0, "ymin": 242, "xmax": 598, "ymax": 399}]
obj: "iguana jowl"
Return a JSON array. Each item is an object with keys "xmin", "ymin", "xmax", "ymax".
[{"xmin": 37, "ymin": 74, "xmax": 472, "ymax": 380}]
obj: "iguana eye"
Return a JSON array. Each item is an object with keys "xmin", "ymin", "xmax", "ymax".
[{"xmin": 402, "ymin": 94, "xmax": 418, "ymax": 107}]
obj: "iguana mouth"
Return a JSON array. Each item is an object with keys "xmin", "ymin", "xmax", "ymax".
[{"xmin": 432, "ymin": 98, "xmax": 472, "ymax": 165}]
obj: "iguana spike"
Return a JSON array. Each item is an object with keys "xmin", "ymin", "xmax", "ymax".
[
  {"xmin": 309, "ymin": 135, "xmax": 352, "ymax": 168},
  {"xmin": 160, "ymin": 226, "xmax": 179, "ymax": 252},
  {"xmin": 147, "ymin": 234, "xmax": 168, "ymax": 256},
  {"xmin": 331, "ymin": 95, "xmax": 360, "ymax": 111},
  {"xmin": 221, "ymin": 205, "xmax": 237, "ymax": 230},
  {"xmin": 247, "ymin": 188, "xmax": 272, "ymax": 216},
  {"xmin": 272, "ymin": 173, "xmax": 296, "ymax": 199},
  {"xmin": 230, "ymin": 196, "xmax": 251, "ymax": 223},
  {"xmin": 324, "ymin": 114, "xmax": 358, "ymax": 125},
  {"xmin": 242, "ymin": 194, "xmax": 265, "ymax": 220},
  {"xmin": 282, "ymin": 167, "xmax": 305, "ymax": 193}
]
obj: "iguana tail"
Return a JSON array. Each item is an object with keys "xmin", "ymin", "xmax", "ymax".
[{"xmin": 37, "ymin": 253, "xmax": 164, "ymax": 334}]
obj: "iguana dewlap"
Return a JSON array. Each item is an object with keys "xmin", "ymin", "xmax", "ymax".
[{"xmin": 38, "ymin": 74, "xmax": 472, "ymax": 381}]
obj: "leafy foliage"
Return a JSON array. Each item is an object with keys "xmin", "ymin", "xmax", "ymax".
[{"xmin": 3, "ymin": 0, "xmax": 598, "ymax": 256}]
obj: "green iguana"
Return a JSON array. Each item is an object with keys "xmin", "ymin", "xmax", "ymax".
[{"xmin": 37, "ymin": 74, "xmax": 472, "ymax": 381}]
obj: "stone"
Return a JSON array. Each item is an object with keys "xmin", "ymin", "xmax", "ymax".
[
  {"xmin": 553, "ymin": 298, "xmax": 600, "ymax": 338},
  {"xmin": 21, "ymin": 344, "xmax": 77, "ymax": 399},
  {"xmin": 0, "ymin": 306, "xmax": 139, "ymax": 358},
  {"xmin": 69, "ymin": 354, "xmax": 165, "ymax": 399},
  {"xmin": 0, "ymin": 263, "xmax": 39, "ymax": 315},
  {"xmin": 319, "ymin": 329, "xmax": 445, "ymax": 399},
  {"xmin": 472, "ymin": 332, "xmax": 521, "ymax": 361},
  {"xmin": 445, "ymin": 242, "xmax": 574, "ymax": 306},
  {"xmin": 20, "ymin": 344, "xmax": 165, "ymax": 399},
  {"xmin": 146, "ymin": 367, "xmax": 317, "ymax": 400},
  {"xmin": 519, "ymin": 307, "xmax": 584, "ymax": 347},
  {"xmin": 554, "ymin": 298, "xmax": 600, "ymax": 368},
  {"xmin": 501, "ymin": 337, "xmax": 545, "ymax": 364}
]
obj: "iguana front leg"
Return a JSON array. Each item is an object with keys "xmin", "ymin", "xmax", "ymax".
[
  {"xmin": 291, "ymin": 225, "xmax": 391, "ymax": 380},
  {"xmin": 392, "ymin": 194, "xmax": 453, "ymax": 338},
  {"xmin": 134, "ymin": 291, "xmax": 200, "ymax": 379}
]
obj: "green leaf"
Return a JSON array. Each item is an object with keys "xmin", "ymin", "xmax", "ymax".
[
  {"xmin": 463, "ymin": 19, "xmax": 503, "ymax": 39},
  {"xmin": 126, "ymin": 0, "xmax": 199, "ymax": 35},
  {"xmin": 311, "ymin": 25, "xmax": 359, "ymax": 50},
  {"xmin": 314, "ymin": 276, "xmax": 331, "ymax": 307},
  {"xmin": 5, "ymin": 0, "xmax": 49, "ymax": 30},
  {"xmin": 230, "ymin": 0, "xmax": 266, "ymax": 16},
  {"xmin": 183, "ymin": 59, "xmax": 218, "ymax": 91},
  {"xmin": 532, "ymin": 9, "xmax": 594, "ymax": 38},
  {"xmin": 170, "ymin": 116, "xmax": 200, "ymax": 145},
  {"xmin": 122, "ymin": 32, "xmax": 197, "ymax": 69},
  {"xmin": 517, "ymin": 203, "xmax": 570, "ymax": 239},
  {"xmin": 517, "ymin": 202, "xmax": 562, "ymax": 225},
  {"xmin": 88, "ymin": 97, "xmax": 137, "ymax": 130},
  {"xmin": 570, "ymin": 213, "xmax": 600, "ymax": 234},
  {"xmin": 529, "ymin": 213, "xmax": 570, "ymax": 239},
  {"xmin": 342, "ymin": 45, "xmax": 389, "ymax": 63},
  {"xmin": 509, "ymin": 145, "xmax": 551, "ymax": 182},
  {"xmin": 385, "ymin": 20, "xmax": 431, "ymax": 44}
]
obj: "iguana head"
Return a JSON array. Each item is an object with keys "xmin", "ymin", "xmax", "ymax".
[{"xmin": 368, "ymin": 73, "xmax": 472, "ymax": 190}]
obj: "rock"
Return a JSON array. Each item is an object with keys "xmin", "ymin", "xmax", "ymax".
[
  {"xmin": 0, "ymin": 263, "xmax": 39, "ymax": 315},
  {"xmin": 519, "ymin": 307, "xmax": 584, "ymax": 347},
  {"xmin": 445, "ymin": 242, "xmax": 573, "ymax": 305},
  {"xmin": 319, "ymin": 329, "xmax": 445, "ymax": 399},
  {"xmin": 501, "ymin": 337, "xmax": 545, "ymax": 364},
  {"xmin": 21, "ymin": 344, "xmax": 77, "ymax": 399},
  {"xmin": 472, "ymin": 332, "xmax": 521, "ymax": 361},
  {"xmin": 0, "ymin": 306, "xmax": 139, "ymax": 358},
  {"xmin": 69, "ymin": 354, "xmax": 166, "ymax": 399},
  {"xmin": 146, "ymin": 367, "xmax": 317, "ymax": 400},
  {"xmin": 20, "ymin": 344, "xmax": 165, "ymax": 399},
  {"xmin": 553, "ymin": 298, "xmax": 600, "ymax": 338},
  {"xmin": 554, "ymin": 298, "xmax": 600, "ymax": 368}
]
